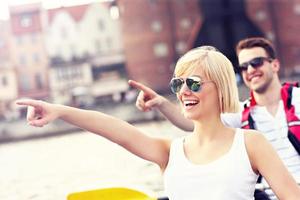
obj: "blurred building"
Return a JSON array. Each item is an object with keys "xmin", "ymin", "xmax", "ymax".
[
  {"xmin": 46, "ymin": 4, "xmax": 93, "ymax": 105},
  {"xmin": 1, "ymin": 0, "xmax": 299, "ymax": 116},
  {"xmin": 46, "ymin": 2, "xmax": 126, "ymax": 105},
  {"xmin": 0, "ymin": 20, "xmax": 18, "ymax": 119},
  {"xmin": 117, "ymin": 0, "xmax": 300, "ymax": 92},
  {"xmin": 245, "ymin": 0, "xmax": 300, "ymax": 76},
  {"xmin": 117, "ymin": 0, "xmax": 201, "ymax": 92},
  {"xmin": 191, "ymin": 0, "xmax": 264, "ymax": 68},
  {"xmin": 9, "ymin": 3, "xmax": 49, "ymax": 100}
]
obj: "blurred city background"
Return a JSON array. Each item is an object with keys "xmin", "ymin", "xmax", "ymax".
[{"xmin": 0, "ymin": 0, "xmax": 299, "ymax": 199}]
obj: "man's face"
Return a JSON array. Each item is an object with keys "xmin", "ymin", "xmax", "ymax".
[{"xmin": 238, "ymin": 47, "xmax": 279, "ymax": 93}]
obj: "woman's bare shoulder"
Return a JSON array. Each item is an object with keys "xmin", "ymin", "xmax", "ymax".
[
  {"xmin": 242, "ymin": 129, "xmax": 270, "ymax": 153},
  {"xmin": 243, "ymin": 129, "xmax": 266, "ymax": 141}
]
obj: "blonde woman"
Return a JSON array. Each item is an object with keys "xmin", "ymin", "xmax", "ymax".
[{"xmin": 16, "ymin": 47, "xmax": 300, "ymax": 200}]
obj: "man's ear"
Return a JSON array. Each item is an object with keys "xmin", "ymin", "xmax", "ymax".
[{"xmin": 272, "ymin": 58, "xmax": 280, "ymax": 72}]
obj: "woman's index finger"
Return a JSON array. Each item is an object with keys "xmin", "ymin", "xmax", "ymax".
[
  {"xmin": 128, "ymin": 80, "xmax": 156, "ymax": 95},
  {"xmin": 15, "ymin": 99, "xmax": 42, "ymax": 107}
]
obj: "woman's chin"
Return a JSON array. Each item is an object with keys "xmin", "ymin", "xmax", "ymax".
[
  {"xmin": 183, "ymin": 112, "xmax": 197, "ymax": 120},
  {"xmin": 183, "ymin": 110, "xmax": 206, "ymax": 121}
]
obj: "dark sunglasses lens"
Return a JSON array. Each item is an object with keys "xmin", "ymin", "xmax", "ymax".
[
  {"xmin": 170, "ymin": 78, "xmax": 183, "ymax": 94},
  {"xmin": 239, "ymin": 57, "xmax": 265, "ymax": 71},
  {"xmin": 250, "ymin": 57, "xmax": 264, "ymax": 68},
  {"xmin": 239, "ymin": 63, "xmax": 248, "ymax": 71},
  {"xmin": 186, "ymin": 78, "xmax": 201, "ymax": 92}
]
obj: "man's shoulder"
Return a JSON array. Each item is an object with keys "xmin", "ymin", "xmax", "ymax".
[
  {"xmin": 292, "ymin": 86, "xmax": 300, "ymax": 105},
  {"xmin": 292, "ymin": 85, "xmax": 300, "ymax": 94}
]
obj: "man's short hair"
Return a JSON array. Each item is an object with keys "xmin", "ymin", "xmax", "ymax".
[{"xmin": 235, "ymin": 37, "xmax": 276, "ymax": 59}]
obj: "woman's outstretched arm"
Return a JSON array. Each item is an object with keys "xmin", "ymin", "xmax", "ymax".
[{"xmin": 16, "ymin": 99, "xmax": 170, "ymax": 169}]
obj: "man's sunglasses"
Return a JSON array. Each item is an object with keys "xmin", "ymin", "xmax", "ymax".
[
  {"xmin": 169, "ymin": 76, "xmax": 212, "ymax": 94},
  {"xmin": 239, "ymin": 57, "xmax": 273, "ymax": 71}
]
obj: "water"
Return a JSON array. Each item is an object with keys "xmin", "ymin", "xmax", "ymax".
[{"xmin": 0, "ymin": 121, "xmax": 187, "ymax": 200}]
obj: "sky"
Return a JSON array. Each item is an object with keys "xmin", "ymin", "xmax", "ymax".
[{"xmin": 0, "ymin": 0, "xmax": 112, "ymax": 20}]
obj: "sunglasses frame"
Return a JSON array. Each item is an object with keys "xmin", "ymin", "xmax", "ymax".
[
  {"xmin": 169, "ymin": 76, "xmax": 212, "ymax": 94},
  {"xmin": 239, "ymin": 57, "xmax": 273, "ymax": 71}
]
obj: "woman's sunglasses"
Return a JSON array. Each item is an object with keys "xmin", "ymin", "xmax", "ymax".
[
  {"xmin": 169, "ymin": 76, "xmax": 212, "ymax": 94},
  {"xmin": 239, "ymin": 57, "xmax": 273, "ymax": 71}
]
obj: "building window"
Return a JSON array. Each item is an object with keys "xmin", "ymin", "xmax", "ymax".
[
  {"xmin": 72, "ymin": 66, "xmax": 82, "ymax": 79},
  {"xmin": 17, "ymin": 36, "xmax": 22, "ymax": 45},
  {"xmin": 255, "ymin": 10, "xmax": 267, "ymax": 21},
  {"xmin": 60, "ymin": 27, "xmax": 67, "ymax": 39},
  {"xmin": 266, "ymin": 32, "xmax": 275, "ymax": 41},
  {"xmin": 19, "ymin": 76, "xmax": 31, "ymax": 91},
  {"xmin": 180, "ymin": 18, "xmax": 191, "ymax": 29},
  {"xmin": 176, "ymin": 41, "xmax": 186, "ymax": 54},
  {"xmin": 20, "ymin": 14, "xmax": 32, "ymax": 27},
  {"xmin": 33, "ymin": 53, "xmax": 40, "ymax": 63},
  {"xmin": 1, "ymin": 76, "xmax": 7, "ymax": 86},
  {"xmin": 106, "ymin": 37, "xmax": 112, "ymax": 49},
  {"xmin": 153, "ymin": 42, "xmax": 169, "ymax": 57},
  {"xmin": 151, "ymin": 20, "xmax": 162, "ymax": 33},
  {"xmin": 95, "ymin": 39, "xmax": 101, "ymax": 53},
  {"xmin": 19, "ymin": 55, "xmax": 27, "ymax": 65},
  {"xmin": 110, "ymin": 5, "xmax": 120, "ymax": 20},
  {"xmin": 35, "ymin": 73, "xmax": 43, "ymax": 89},
  {"xmin": 294, "ymin": 3, "xmax": 300, "ymax": 15},
  {"xmin": 57, "ymin": 68, "xmax": 63, "ymax": 80},
  {"xmin": 98, "ymin": 19, "xmax": 105, "ymax": 31},
  {"xmin": 31, "ymin": 33, "xmax": 37, "ymax": 44}
]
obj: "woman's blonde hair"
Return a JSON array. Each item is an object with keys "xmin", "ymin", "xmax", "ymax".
[{"xmin": 174, "ymin": 46, "xmax": 240, "ymax": 113}]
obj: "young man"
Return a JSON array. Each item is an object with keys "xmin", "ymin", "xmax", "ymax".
[{"xmin": 129, "ymin": 37, "xmax": 300, "ymax": 199}]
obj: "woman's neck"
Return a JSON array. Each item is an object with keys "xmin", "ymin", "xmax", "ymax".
[{"xmin": 192, "ymin": 117, "xmax": 229, "ymax": 143}]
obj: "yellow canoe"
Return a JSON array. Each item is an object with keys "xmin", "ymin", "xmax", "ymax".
[{"xmin": 67, "ymin": 187, "xmax": 159, "ymax": 200}]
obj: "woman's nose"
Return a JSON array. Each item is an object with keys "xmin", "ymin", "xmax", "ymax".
[{"xmin": 179, "ymin": 83, "xmax": 192, "ymax": 95}]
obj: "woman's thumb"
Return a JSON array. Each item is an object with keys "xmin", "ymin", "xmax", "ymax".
[{"xmin": 145, "ymin": 98, "xmax": 160, "ymax": 108}]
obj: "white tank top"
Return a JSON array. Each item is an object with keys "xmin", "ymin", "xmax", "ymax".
[{"xmin": 164, "ymin": 128, "xmax": 258, "ymax": 200}]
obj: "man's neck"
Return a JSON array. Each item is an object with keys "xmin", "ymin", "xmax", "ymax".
[{"xmin": 252, "ymin": 79, "xmax": 282, "ymax": 116}]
